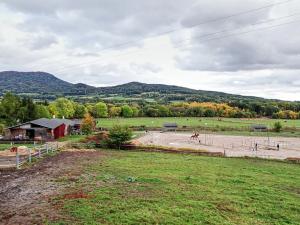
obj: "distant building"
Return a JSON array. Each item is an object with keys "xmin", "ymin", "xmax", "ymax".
[
  {"xmin": 251, "ymin": 124, "xmax": 268, "ymax": 132},
  {"xmin": 6, "ymin": 118, "xmax": 80, "ymax": 141},
  {"xmin": 162, "ymin": 123, "xmax": 178, "ymax": 132}
]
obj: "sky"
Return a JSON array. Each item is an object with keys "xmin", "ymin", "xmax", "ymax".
[{"xmin": 0, "ymin": 0, "xmax": 300, "ymax": 101}]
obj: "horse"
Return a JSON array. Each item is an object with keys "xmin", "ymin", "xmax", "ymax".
[{"xmin": 190, "ymin": 133, "xmax": 199, "ymax": 140}]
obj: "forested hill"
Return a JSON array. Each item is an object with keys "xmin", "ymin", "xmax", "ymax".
[
  {"xmin": 0, "ymin": 71, "xmax": 97, "ymax": 95},
  {"xmin": 0, "ymin": 71, "xmax": 279, "ymax": 103}
]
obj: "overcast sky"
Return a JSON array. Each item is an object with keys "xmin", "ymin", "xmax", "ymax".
[{"xmin": 1, "ymin": 0, "xmax": 300, "ymax": 101}]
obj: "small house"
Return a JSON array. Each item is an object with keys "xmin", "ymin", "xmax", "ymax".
[
  {"xmin": 162, "ymin": 123, "xmax": 178, "ymax": 132},
  {"xmin": 6, "ymin": 118, "xmax": 67, "ymax": 141},
  {"xmin": 251, "ymin": 124, "xmax": 268, "ymax": 132}
]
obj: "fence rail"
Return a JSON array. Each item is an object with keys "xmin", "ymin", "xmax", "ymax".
[{"xmin": 16, "ymin": 143, "xmax": 59, "ymax": 169}]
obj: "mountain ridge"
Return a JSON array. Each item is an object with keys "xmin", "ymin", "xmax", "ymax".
[{"xmin": 0, "ymin": 71, "xmax": 283, "ymax": 102}]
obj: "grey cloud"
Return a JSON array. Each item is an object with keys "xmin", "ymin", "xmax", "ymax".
[
  {"xmin": 3, "ymin": 0, "xmax": 197, "ymax": 51},
  {"xmin": 1, "ymin": 0, "xmax": 300, "ymax": 100},
  {"xmin": 175, "ymin": 0, "xmax": 300, "ymax": 72}
]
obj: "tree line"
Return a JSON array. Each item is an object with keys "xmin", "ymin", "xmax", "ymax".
[{"xmin": 0, "ymin": 92, "xmax": 300, "ymax": 129}]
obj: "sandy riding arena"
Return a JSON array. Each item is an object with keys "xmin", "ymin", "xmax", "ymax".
[{"xmin": 136, "ymin": 132, "xmax": 300, "ymax": 160}]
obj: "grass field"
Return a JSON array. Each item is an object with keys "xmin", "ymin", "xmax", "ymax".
[
  {"xmin": 97, "ymin": 117, "xmax": 300, "ymax": 129},
  {"xmin": 57, "ymin": 135, "xmax": 87, "ymax": 143},
  {"xmin": 54, "ymin": 150, "xmax": 300, "ymax": 225}
]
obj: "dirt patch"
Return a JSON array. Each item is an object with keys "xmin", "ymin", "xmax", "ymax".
[
  {"xmin": 0, "ymin": 150, "xmax": 104, "ymax": 225},
  {"xmin": 62, "ymin": 190, "xmax": 92, "ymax": 200}
]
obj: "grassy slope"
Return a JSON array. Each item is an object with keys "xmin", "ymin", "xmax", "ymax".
[
  {"xmin": 97, "ymin": 117, "xmax": 300, "ymax": 129},
  {"xmin": 57, "ymin": 151, "xmax": 300, "ymax": 225}
]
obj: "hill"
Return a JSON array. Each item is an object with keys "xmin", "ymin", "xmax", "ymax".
[
  {"xmin": 0, "ymin": 71, "xmax": 97, "ymax": 95},
  {"xmin": 0, "ymin": 71, "xmax": 274, "ymax": 103}
]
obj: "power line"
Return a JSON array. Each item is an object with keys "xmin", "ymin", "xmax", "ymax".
[
  {"xmin": 27, "ymin": 0, "xmax": 295, "ymax": 68},
  {"xmin": 52, "ymin": 16, "xmax": 300, "ymax": 73}
]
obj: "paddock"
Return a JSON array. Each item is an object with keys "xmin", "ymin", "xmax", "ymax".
[{"xmin": 136, "ymin": 132, "xmax": 300, "ymax": 160}]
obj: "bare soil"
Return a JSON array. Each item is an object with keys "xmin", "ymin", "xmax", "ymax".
[
  {"xmin": 0, "ymin": 150, "xmax": 104, "ymax": 225},
  {"xmin": 137, "ymin": 132, "xmax": 300, "ymax": 160}
]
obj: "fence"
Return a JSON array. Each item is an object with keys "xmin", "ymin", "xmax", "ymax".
[{"xmin": 16, "ymin": 143, "xmax": 59, "ymax": 169}]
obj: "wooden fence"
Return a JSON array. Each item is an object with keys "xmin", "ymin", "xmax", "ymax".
[{"xmin": 16, "ymin": 143, "xmax": 59, "ymax": 169}]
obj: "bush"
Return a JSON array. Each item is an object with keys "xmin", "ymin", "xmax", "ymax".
[
  {"xmin": 107, "ymin": 125, "xmax": 133, "ymax": 149},
  {"xmin": 273, "ymin": 122, "xmax": 283, "ymax": 133}
]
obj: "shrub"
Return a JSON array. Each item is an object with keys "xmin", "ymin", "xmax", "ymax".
[
  {"xmin": 273, "ymin": 122, "xmax": 283, "ymax": 133},
  {"xmin": 107, "ymin": 125, "xmax": 133, "ymax": 149}
]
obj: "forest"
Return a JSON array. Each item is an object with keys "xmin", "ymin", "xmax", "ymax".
[{"xmin": 0, "ymin": 92, "xmax": 300, "ymax": 132}]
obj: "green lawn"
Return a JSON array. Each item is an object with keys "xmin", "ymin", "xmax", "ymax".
[
  {"xmin": 57, "ymin": 135, "xmax": 87, "ymax": 143},
  {"xmin": 97, "ymin": 117, "xmax": 300, "ymax": 129},
  {"xmin": 55, "ymin": 151, "xmax": 300, "ymax": 225},
  {"xmin": 97, "ymin": 117, "xmax": 300, "ymax": 137}
]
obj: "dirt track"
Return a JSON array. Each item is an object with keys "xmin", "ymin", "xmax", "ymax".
[
  {"xmin": 137, "ymin": 132, "xmax": 300, "ymax": 160},
  {"xmin": 0, "ymin": 150, "xmax": 104, "ymax": 225}
]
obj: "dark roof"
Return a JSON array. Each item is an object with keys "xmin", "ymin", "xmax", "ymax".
[
  {"xmin": 52, "ymin": 118, "xmax": 75, "ymax": 126},
  {"xmin": 163, "ymin": 123, "xmax": 178, "ymax": 127},
  {"xmin": 30, "ymin": 118, "xmax": 64, "ymax": 129},
  {"xmin": 8, "ymin": 118, "xmax": 65, "ymax": 129}
]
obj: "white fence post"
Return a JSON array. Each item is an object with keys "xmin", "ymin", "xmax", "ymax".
[{"xmin": 46, "ymin": 144, "xmax": 49, "ymax": 154}]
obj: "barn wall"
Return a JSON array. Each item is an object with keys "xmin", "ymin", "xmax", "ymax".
[{"xmin": 54, "ymin": 124, "xmax": 66, "ymax": 139}]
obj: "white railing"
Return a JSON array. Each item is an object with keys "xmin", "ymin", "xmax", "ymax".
[{"xmin": 16, "ymin": 143, "xmax": 59, "ymax": 169}]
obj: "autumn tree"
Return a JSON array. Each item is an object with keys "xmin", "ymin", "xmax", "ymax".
[
  {"xmin": 81, "ymin": 113, "xmax": 95, "ymax": 134},
  {"xmin": 109, "ymin": 106, "xmax": 122, "ymax": 117}
]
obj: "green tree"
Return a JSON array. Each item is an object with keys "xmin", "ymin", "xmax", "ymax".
[
  {"xmin": 36, "ymin": 105, "xmax": 51, "ymax": 118},
  {"xmin": 108, "ymin": 125, "xmax": 132, "ymax": 149},
  {"xmin": 121, "ymin": 105, "xmax": 133, "ymax": 118},
  {"xmin": 157, "ymin": 105, "xmax": 170, "ymax": 117},
  {"xmin": 49, "ymin": 98, "xmax": 75, "ymax": 118},
  {"xmin": 92, "ymin": 102, "xmax": 108, "ymax": 118},
  {"xmin": 187, "ymin": 107, "xmax": 204, "ymax": 117},
  {"xmin": 0, "ymin": 92, "xmax": 21, "ymax": 125},
  {"xmin": 204, "ymin": 109, "xmax": 216, "ymax": 117},
  {"xmin": 17, "ymin": 97, "xmax": 38, "ymax": 122},
  {"xmin": 131, "ymin": 106, "xmax": 140, "ymax": 117},
  {"xmin": 0, "ymin": 123, "xmax": 4, "ymax": 135},
  {"xmin": 74, "ymin": 103, "xmax": 88, "ymax": 118}
]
